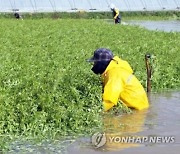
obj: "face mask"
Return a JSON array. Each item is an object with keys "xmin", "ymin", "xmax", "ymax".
[{"xmin": 91, "ymin": 60, "xmax": 111, "ymax": 75}]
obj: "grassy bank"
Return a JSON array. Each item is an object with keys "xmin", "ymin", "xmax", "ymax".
[
  {"xmin": 0, "ymin": 11, "xmax": 180, "ymax": 20},
  {"xmin": 0, "ymin": 18, "xmax": 180, "ymax": 151}
]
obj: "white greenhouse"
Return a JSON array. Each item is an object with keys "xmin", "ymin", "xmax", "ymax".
[{"xmin": 0, "ymin": 0, "xmax": 180, "ymax": 12}]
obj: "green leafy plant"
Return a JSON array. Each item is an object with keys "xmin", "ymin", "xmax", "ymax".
[{"xmin": 0, "ymin": 18, "xmax": 179, "ymax": 151}]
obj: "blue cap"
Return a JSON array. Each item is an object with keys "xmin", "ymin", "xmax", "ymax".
[{"xmin": 87, "ymin": 48, "xmax": 114, "ymax": 62}]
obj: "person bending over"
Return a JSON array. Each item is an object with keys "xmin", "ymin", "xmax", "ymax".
[{"xmin": 87, "ymin": 48, "xmax": 149, "ymax": 111}]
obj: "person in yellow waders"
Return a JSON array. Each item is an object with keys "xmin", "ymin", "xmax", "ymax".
[{"xmin": 87, "ymin": 48, "xmax": 149, "ymax": 111}]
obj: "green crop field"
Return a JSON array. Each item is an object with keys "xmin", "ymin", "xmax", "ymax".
[{"xmin": 0, "ymin": 18, "xmax": 180, "ymax": 150}]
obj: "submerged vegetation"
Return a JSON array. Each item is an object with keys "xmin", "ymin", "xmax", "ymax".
[{"xmin": 0, "ymin": 18, "xmax": 179, "ymax": 150}]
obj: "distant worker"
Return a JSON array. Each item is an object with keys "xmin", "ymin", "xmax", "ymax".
[
  {"xmin": 87, "ymin": 48, "xmax": 149, "ymax": 111},
  {"xmin": 14, "ymin": 12, "xmax": 23, "ymax": 20},
  {"xmin": 110, "ymin": 4, "xmax": 121, "ymax": 24}
]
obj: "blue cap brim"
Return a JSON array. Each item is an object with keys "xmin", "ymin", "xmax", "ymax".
[{"xmin": 86, "ymin": 57, "xmax": 95, "ymax": 62}]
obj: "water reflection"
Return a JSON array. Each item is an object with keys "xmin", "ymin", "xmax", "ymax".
[{"xmin": 102, "ymin": 109, "xmax": 148, "ymax": 151}]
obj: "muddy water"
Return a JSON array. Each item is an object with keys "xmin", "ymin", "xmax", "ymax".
[
  {"xmin": 8, "ymin": 91, "xmax": 180, "ymax": 153},
  {"xmin": 125, "ymin": 20, "xmax": 180, "ymax": 32},
  {"xmin": 67, "ymin": 91, "xmax": 180, "ymax": 154}
]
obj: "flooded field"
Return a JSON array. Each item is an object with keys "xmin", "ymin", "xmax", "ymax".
[
  {"xmin": 8, "ymin": 91, "xmax": 180, "ymax": 154},
  {"xmin": 1, "ymin": 18, "xmax": 179, "ymax": 153},
  {"xmin": 67, "ymin": 91, "xmax": 180, "ymax": 154},
  {"xmin": 125, "ymin": 20, "xmax": 180, "ymax": 32}
]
